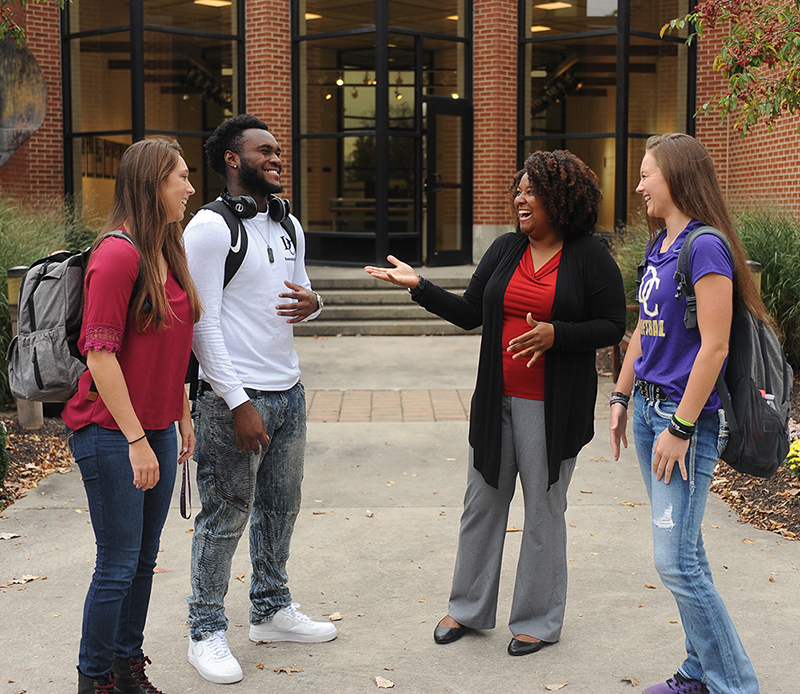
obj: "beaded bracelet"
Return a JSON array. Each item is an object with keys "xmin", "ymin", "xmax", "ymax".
[
  {"xmin": 667, "ymin": 415, "xmax": 695, "ymax": 440},
  {"xmin": 609, "ymin": 391, "xmax": 631, "ymax": 409}
]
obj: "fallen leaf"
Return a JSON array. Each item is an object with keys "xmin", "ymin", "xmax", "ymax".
[
  {"xmin": 256, "ymin": 663, "xmax": 265, "ymax": 670},
  {"xmin": 153, "ymin": 567, "xmax": 169, "ymax": 574},
  {"xmin": 769, "ymin": 576, "xmax": 776, "ymax": 582},
  {"xmin": 742, "ymin": 538, "xmax": 754, "ymax": 544},
  {"xmin": 366, "ymin": 510, "xmax": 374, "ymax": 517},
  {"xmin": 236, "ymin": 573, "xmax": 246, "ymax": 582},
  {"xmin": 312, "ymin": 511, "xmax": 326, "ymax": 515},
  {"xmin": 579, "ymin": 490, "xmax": 593, "ymax": 494},
  {"xmin": 274, "ymin": 665, "xmax": 303, "ymax": 674},
  {"xmin": 375, "ymin": 675, "xmax": 395, "ymax": 688},
  {"xmin": 621, "ymin": 675, "xmax": 640, "ymax": 686},
  {"xmin": 592, "ymin": 456, "xmax": 607, "ymax": 462},
  {"xmin": 545, "ymin": 684, "xmax": 568, "ymax": 691},
  {"xmin": 506, "ymin": 526, "xmax": 522, "ymax": 532},
  {"xmin": 330, "ymin": 612, "xmax": 343, "ymax": 621},
  {"xmin": 644, "ymin": 584, "xmax": 657, "ymax": 589},
  {"xmin": 0, "ymin": 533, "xmax": 20, "ymax": 541}
]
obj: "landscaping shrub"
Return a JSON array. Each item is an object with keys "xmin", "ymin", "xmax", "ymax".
[{"xmin": 735, "ymin": 210, "xmax": 800, "ymax": 370}]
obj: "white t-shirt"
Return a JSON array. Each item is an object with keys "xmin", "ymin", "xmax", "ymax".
[{"xmin": 183, "ymin": 206, "xmax": 319, "ymax": 409}]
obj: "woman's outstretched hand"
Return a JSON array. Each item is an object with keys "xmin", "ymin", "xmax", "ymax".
[{"xmin": 365, "ymin": 255, "xmax": 419, "ymax": 289}]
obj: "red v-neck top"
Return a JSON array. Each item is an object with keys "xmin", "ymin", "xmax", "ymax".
[{"xmin": 501, "ymin": 247, "xmax": 561, "ymax": 400}]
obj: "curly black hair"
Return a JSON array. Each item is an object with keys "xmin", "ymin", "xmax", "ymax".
[
  {"xmin": 204, "ymin": 114, "xmax": 270, "ymax": 175},
  {"xmin": 510, "ymin": 150, "xmax": 602, "ymax": 240}
]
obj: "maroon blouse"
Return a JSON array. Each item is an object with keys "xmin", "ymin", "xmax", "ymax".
[{"xmin": 62, "ymin": 236, "xmax": 193, "ymax": 431}]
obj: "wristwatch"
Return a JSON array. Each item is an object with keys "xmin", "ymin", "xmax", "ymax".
[
  {"xmin": 408, "ymin": 275, "xmax": 426, "ymax": 296},
  {"xmin": 312, "ymin": 291, "xmax": 324, "ymax": 312}
]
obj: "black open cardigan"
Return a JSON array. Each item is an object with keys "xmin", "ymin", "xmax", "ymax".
[{"xmin": 412, "ymin": 231, "xmax": 627, "ymax": 489}]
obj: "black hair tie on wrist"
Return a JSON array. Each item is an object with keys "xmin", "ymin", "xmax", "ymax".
[
  {"xmin": 609, "ymin": 391, "xmax": 631, "ymax": 409},
  {"xmin": 667, "ymin": 415, "xmax": 695, "ymax": 440},
  {"xmin": 128, "ymin": 434, "xmax": 146, "ymax": 445}
]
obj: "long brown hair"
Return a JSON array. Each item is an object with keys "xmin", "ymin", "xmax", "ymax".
[
  {"xmin": 97, "ymin": 137, "xmax": 202, "ymax": 331},
  {"xmin": 643, "ymin": 133, "xmax": 770, "ymax": 325}
]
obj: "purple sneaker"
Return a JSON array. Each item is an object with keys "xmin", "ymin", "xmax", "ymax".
[{"xmin": 645, "ymin": 672, "xmax": 709, "ymax": 694}]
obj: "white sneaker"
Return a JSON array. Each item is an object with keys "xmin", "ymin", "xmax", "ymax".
[
  {"xmin": 188, "ymin": 630, "xmax": 243, "ymax": 684},
  {"xmin": 249, "ymin": 602, "xmax": 338, "ymax": 644}
]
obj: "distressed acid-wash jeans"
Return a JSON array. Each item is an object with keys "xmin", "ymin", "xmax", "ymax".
[
  {"xmin": 187, "ymin": 382, "xmax": 305, "ymax": 641},
  {"xmin": 67, "ymin": 423, "xmax": 177, "ymax": 678},
  {"xmin": 632, "ymin": 391, "xmax": 759, "ymax": 694}
]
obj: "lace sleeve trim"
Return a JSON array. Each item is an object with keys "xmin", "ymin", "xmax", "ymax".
[{"xmin": 84, "ymin": 323, "xmax": 124, "ymax": 353}]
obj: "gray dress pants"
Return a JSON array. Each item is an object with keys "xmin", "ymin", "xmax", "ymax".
[{"xmin": 448, "ymin": 396, "xmax": 576, "ymax": 642}]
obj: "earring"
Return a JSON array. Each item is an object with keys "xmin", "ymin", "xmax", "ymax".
[{"xmin": 233, "ymin": 164, "xmax": 238, "ymax": 169}]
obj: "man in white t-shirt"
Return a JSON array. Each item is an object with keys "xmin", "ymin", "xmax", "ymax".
[{"xmin": 184, "ymin": 115, "xmax": 335, "ymax": 685}]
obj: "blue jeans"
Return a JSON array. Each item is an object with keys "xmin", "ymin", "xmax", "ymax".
[
  {"xmin": 67, "ymin": 423, "xmax": 177, "ymax": 678},
  {"xmin": 632, "ymin": 391, "xmax": 759, "ymax": 694},
  {"xmin": 187, "ymin": 382, "xmax": 305, "ymax": 641}
]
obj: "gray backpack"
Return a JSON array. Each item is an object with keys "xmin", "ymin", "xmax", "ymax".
[
  {"xmin": 7, "ymin": 232, "xmax": 136, "ymax": 402},
  {"xmin": 675, "ymin": 226, "xmax": 792, "ymax": 478}
]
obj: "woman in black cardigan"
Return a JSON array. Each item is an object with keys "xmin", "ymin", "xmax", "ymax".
[{"xmin": 366, "ymin": 150, "xmax": 626, "ymax": 656}]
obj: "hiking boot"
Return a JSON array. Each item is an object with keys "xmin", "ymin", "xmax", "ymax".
[
  {"xmin": 249, "ymin": 602, "xmax": 338, "ymax": 643},
  {"xmin": 77, "ymin": 669, "xmax": 116, "ymax": 694},
  {"xmin": 645, "ymin": 672, "xmax": 709, "ymax": 694},
  {"xmin": 188, "ymin": 630, "xmax": 243, "ymax": 684},
  {"xmin": 111, "ymin": 655, "xmax": 163, "ymax": 693}
]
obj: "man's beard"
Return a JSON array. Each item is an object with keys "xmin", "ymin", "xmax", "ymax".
[{"xmin": 237, "ymin": 158, "xmax": 283, "ymax": 200}]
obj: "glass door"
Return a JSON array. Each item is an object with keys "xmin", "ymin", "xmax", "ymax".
[{"xmin": 424, "ymin": 97, "xmax": 472, "ymax": 266}]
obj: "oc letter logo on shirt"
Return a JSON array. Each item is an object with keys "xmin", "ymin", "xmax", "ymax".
[{"xmin": 638, "ymin": 266, "xmax": 666, "ymax": 337}]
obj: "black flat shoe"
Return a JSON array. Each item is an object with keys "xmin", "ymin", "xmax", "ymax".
[
  {"xmin": 434, "ymin": 624, "xmax": 467, "ymax": 644},
  {"xmin": 507, "ymin": 637, "xmax": 548, "ymax": 656}
]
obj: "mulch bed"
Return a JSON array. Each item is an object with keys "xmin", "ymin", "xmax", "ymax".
[{"xmin": 1, "ymin": 365, "xmax": 800, "ymax": 538}]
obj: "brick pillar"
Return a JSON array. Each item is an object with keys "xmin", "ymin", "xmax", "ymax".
[
  {"xmin": 245, "ymin": 0, "xmax": 294, "ymax": 200},
  {"xmin": 472, "ymin": 0, "xmax": 518, "ymax": 259},
  {"xmin": 0, "ymin": 1, "xmax": 63, "ymax": 199}
]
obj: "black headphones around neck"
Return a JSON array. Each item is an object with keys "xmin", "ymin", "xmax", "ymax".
[{"xmin": 220, "ymin": 187, "xmax": 290, "ymax": 223}]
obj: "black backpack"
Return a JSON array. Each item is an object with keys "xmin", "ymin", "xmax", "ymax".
[
  {"xmin": 675, "ymin": 226, "xmax": 792, "ymax": 478},
  {"xmin": 185, "ymin": 201, "xmax": 297, "ymax": 399},
  {"xmin": 7, "ymin": 232, "xmax": 137, "ymax": 402}
]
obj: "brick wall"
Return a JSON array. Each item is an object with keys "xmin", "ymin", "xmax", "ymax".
[
  {"xmin": 695, "ymin": 23, "xmax": 800, "ymax": 217},
  {"xmin": 245, "ymin": 0, "xmax": 293, "ymax": 200},
  {"xmin": 473, "ymin": 1, "xmax": 517, "ymax": 225},
  {"xmin": 0, "ymin": 1, "xmax": 64, "ymax": 199}
]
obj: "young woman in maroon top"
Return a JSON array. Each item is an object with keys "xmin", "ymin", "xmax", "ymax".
[
  {"xmin": 366, "ymin": 151, "xmax": 626, "ymax": 657},
  {"xmin": 63, "ymin": 137, "xmax": 202, "ymax": 694}
]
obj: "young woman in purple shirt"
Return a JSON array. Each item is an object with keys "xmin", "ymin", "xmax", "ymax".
[{"xmin": 610, "ymin": 133, "xmax": 770, "ymax": 694}]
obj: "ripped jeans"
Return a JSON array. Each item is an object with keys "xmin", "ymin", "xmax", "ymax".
[{"xmin": 632, "ymin": 391, "xmax": 759, "ymax": 694}]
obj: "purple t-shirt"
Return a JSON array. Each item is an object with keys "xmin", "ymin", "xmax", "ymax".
[{"xmin": 634, "ymin": 220, "xmax": 733, "ymax": 417}]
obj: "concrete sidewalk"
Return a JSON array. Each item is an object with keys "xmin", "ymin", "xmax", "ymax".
[{"xmin": 1, "ymin": 335, "xmax": 799, "ymax": 693}]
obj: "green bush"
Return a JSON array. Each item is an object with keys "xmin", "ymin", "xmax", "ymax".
[
  {"xmin": 0, "ymin": 196, "xmax": 99, "ymax": 407},
  {"xmin": 610, "ymin": 222, "xmax": 650, "ymax": 332},
  {"xmin": 735, "ymin": 210, "xmax": 800, "ymax": 370}
]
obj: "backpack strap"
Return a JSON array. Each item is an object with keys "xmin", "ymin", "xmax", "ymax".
[
  {"xmin": 674, "ymin": 225, "xmax": 739, "ymax": 430},
  {"xmin": 635, "ymin": 229, "xmax": 667, "ymax": 293},
  {"xmin": 200, "ymin": 200, "xmax": 248, "ymax": 290},
  {"xmin": 674, "ymin": 225, "xmax": 734, "ymax": 330}
]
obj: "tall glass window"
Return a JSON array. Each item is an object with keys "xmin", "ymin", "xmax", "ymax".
[
  {"xmin": 295, "ymin": 1, "xmax": 471, "ymax": 266},
  {"xmin": 519, "ymin": 0, "xmax": 691, "ymax": 230},
  {"xmin": 63, "ymin": 0, "xmax": 244, "ymax": 221}
]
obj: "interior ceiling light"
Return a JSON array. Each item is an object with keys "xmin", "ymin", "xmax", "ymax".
[
  {"xmin": 446, "ymin": 15, "xmax": 459, "ymax": 20},
  {"xmin": 534, "ymin": 2, "xmax": 572, "ymax": 9},
  {"xmin": 305, "ymin": 13, "xmax": 322, "ymax": 19},
  {"xmin": 531, "ymin": 25, "xmax": 552, "ymax": 32},
  {"xmin": 193, "ymin": 0, "xmax": 231, "ymax": 7}
]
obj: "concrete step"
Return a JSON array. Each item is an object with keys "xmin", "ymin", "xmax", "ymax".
[
  {"xmin": 316, "ymin": 303, "xmax": 435, "ymax": 321},
  {"xmin": 294, "ymin": 319, "xmax": 481, "ymax": 337},
  {"xmin": 323, "ymin": 288, "xmax": 414, "ymax": 306},
  {"xmin": 311, "ymin": 276, "xmax": 470, "ymax": 291}
]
